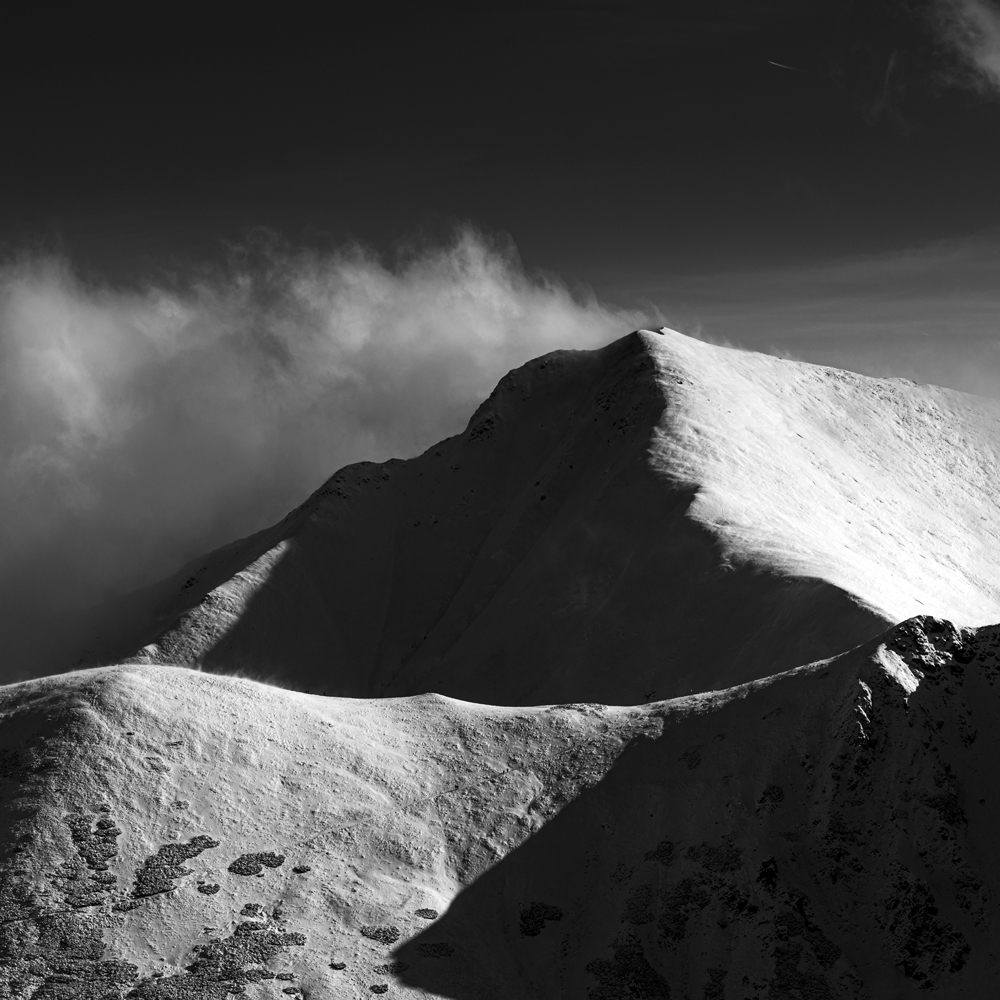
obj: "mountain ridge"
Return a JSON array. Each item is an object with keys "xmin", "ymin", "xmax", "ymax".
[
  {"xmin": 3, "ymin": 613, "xmax": 999, "ymax": 996},
  {"xmin": 71, "ymin": 328, "xmax": 1000, "ymax": 706}
]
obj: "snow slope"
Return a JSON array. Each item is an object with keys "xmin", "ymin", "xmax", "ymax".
[
  {"xmin": 83, "ymin": 329, "xmax": 1000, "ymax": 705},
  {"xmin": 2, "ymin": 615, "xmax": 999, "ymax": 998},
  {"xmin": 8, "ymin": 328, "xmax": 1000, "ymax": 997}
]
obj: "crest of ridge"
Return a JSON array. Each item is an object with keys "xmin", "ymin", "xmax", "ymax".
[{"xmin": 75, "ymin": 329, "xmax": 1000, "ymax": 706}]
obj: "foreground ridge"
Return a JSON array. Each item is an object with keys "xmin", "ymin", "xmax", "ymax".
[{"xmin": 1, "ymin": 615, "xmax": 999, "ymax": 996}]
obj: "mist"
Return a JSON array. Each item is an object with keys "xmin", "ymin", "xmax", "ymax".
[{"xmin": 0, "ymin": 229, "xmax": 646, "ymax": 679}]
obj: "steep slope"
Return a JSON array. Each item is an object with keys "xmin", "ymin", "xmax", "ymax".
[
  {"xmin": 85, "ymin": 328, "xmax": 1000, "ymax": 705},
  {"xmin": 3, "ymin": 615, "xmax": 1000, "ymax": 998}
]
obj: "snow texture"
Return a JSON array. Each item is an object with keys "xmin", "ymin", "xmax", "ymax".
[
  {"xmin": 86, "ymin": 329, "xmax": 1000, "ymax": 705},
  {"xmin": 5, "ymin": 330, "xmax": 1000, "ymax": 996},
  {"xmin": 2, "ymin": 617, "xmax": 1000, "ymax": 996}
]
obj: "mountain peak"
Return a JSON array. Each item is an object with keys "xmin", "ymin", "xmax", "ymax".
[{"xmin": 66, "ymin": 331, "xmax": 1000, "ymax": 706}]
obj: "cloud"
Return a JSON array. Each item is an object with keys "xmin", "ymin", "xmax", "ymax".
[
  {"xmin": 0, "ymin": 229, "xmax": 649, "ymax": 680},
  {"xmin": 935, "ymin": 0, "xmax": 1000, "ymax": 94}
]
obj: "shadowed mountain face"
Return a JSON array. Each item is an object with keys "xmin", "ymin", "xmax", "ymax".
[
  {"xmin": 1, "ymin": 616, "xmax": 998, "ymax": 998},
  {"xmin": 80, "ymin": 330, "xmax": 1000, "ymax": 705},
  {"xmin": 7, "ymin": 330, "xmax": 1000, "ymax": 997}
]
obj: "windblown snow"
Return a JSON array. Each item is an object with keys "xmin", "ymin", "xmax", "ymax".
[{"xmin": 4, "ymin": 329, "xmax": 1000, "ymax": 997}]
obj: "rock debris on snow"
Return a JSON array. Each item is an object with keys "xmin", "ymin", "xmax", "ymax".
[{"xmin": 4, "ymin": 332, "xmax": 1000, "ymax": 996}]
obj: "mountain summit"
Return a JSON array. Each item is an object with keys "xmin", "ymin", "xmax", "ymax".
[
  {"xmin": 85, "ymin": 329, "xmax": 1000, "ymax": 705},
  {"xmin": 7, "ymin": 329, "xmax": 1000, "ymax": 996}
]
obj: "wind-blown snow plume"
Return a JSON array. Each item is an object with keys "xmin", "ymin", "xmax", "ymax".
[{"xmin": 0, "ymin": 230, "xmax": 646, "ymax": 678}]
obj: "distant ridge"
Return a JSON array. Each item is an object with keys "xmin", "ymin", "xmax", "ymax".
[{"xmin": 80, "ymin": 329, "xmax": 1000, "ymax": 705}]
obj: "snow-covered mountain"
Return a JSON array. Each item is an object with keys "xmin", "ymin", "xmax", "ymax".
[
  {"xmin": 2, "ymin": 615, "xmax": 998, "ymax": 997},
  {"xmin": 89, "ymin": 329, "xmax": 1000, "ymax": 705},
  {"xmin": 7, "ymin": 329, "xmax": 1000, "ymax": 997}
]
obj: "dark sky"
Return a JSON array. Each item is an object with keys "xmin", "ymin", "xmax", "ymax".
[
  {"xmin": 1, "ymin": 5, "xmax": 994, "ymax": 266},
  {"xmin": 5, "ymin": 0, "xmax": 1000, "ymax": 677},
  {"xmin": 3, "ymin": 2, "xmax": 1000, "ymax": 374}
]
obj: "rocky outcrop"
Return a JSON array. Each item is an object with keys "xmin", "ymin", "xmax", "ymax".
[{"xmin": 3, "ymin": 616, "xmax": 1000, "ymax": 996}]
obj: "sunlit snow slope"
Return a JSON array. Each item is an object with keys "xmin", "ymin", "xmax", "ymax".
[
  {"xmin": 3, "ymin": 616, "xmax": 999, "ymax": 998},
  {"xmin": 86, "ymin": 329, "xmax": 1000, "ymax": 705}
]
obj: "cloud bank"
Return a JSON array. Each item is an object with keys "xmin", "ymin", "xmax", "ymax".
[{"xmin": 0, "ymin": 230, "xmax": 647, "ymax": 679}]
